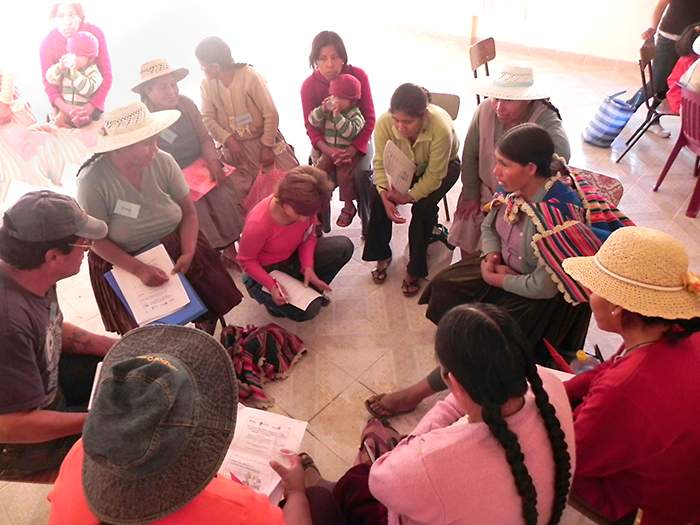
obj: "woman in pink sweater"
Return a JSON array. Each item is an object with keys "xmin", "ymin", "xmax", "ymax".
[
  {"xmin": 238, "ymin": 166, "xmax": 353, "ymax": 321},
  {"xmin": 40, "ymin": 2, "xmax": 112, "ymax": 127},
  {"xmin": 308, "ymin": 303, "xmax": 574, "ymax": 525}
]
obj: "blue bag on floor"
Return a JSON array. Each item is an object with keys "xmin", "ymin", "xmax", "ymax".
[{"xmin": 582, "ymin": 91, "xmax": 635, "ymax": 148}]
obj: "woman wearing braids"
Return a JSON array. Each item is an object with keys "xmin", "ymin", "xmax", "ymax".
[
  {"xmin": 76, "ymin": 102, "xmax": 242, "ymax": 335},
  {"xmin": 297, "ymin": 303, "xmax": 574, "ymax": 524},
  {"xmin": 366, "ymin": 123, "xmax": 631, "ymax": 419}
]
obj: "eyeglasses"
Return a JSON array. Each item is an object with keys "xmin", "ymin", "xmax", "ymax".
[{"xmin": 68, "ymin": 240, "xmax": 94, "ymax": 251}]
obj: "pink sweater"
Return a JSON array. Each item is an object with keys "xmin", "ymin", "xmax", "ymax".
[
  {"xmin": 39, "ymin": 22, "xmax": 112, "ymax": 111},
  {"xmin": 369, "ymin": 369, "xmax": 576, "ymax": 525},
  {"xmin": 237, "ymin": 195, "xmax": 317, "ymax": 290}
]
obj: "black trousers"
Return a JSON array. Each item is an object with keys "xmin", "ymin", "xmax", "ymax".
[{"xmin": 362, "ymin": 158, "xmax": 460, "ymax": 278}]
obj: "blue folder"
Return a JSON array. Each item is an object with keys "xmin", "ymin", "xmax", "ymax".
[{"xmin": 104, "ymin": 252, "xmax": 207, "ymax": 326}]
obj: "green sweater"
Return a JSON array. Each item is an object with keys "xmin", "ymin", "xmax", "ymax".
[
  {"xmin": 373, "ymin": 104, "xmax": 460, "ymax": 201},
  {"xmin": 308, "ymin": 105, "xmax": 365, "ymax": 149}
]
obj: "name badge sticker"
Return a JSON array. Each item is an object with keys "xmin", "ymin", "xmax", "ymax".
[
  {"xmin": 159, "ymin": 128, "xmax": 177, "ymax": 144},
  {"xmin": 235, "ymin": 113, "xmax": 253, "ymax": 126},
  {"xmin": 114, "ymin": 200, "xmax": 141, "ymax": 219}
]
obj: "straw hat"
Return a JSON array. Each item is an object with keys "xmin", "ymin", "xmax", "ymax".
[
  {"xmin": 472, "ymin": 63, "xmax": 549, "ymax": 101},
  {"xmin": 563, "ymin": 227, "xmax": 700, "ymax": 320},
  {"xmin": 93, "ymin": 101, "xmax": 180, "ymax": 153},
  {"xmin": 132, "ymin": 58, "xmax": 189, "ymax": 94}
]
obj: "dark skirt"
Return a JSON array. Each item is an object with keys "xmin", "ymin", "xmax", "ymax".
[
  {"xmin": 419, "ymin": 256, "xmax": 592, "ymax": 362},
  {"xmin": 88, "ymin": 230, "xmax": 242, "ymax": 335}
]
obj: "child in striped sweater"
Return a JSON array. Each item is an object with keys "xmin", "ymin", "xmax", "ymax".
[
  {"xmin": 308, "ymin": 74, "xmax": 365, "ymax": 227},
  {"xmin": 45, "ymin": 31, "xmax": 103, "ymax": 128}
]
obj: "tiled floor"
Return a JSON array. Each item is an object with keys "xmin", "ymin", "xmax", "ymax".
[{"xmin": 2, "ymin": 25, "xmax": 698, "ymax": 525}]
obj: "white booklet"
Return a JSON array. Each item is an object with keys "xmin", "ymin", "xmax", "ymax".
[
  {"xmin": 111, "ymin": 244, "xmax": 189, "ymax": 325},
  {"xmin": 383, "ymin": 140, "xmax": 415, "ymax": 194},
  {"xmin": 219, "ymin": 404, "xmax": 307, "ymax": 502},
  {"xmin": 264, "ymin": 270, "xmax": 322, "ymax": 310}
]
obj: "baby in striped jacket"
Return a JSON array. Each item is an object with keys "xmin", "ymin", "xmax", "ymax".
[
  {"xmin": 308, "ymin": 73, "xmax": 365, "ymax": 227},
  {"xmin": 45, "ymin": 31, "xmax": 103, "ymax": 128}
]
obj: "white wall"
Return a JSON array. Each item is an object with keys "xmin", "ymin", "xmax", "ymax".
[{"xmin": 475, "ymin": 0, "xmax": 658, "ymax": 62}]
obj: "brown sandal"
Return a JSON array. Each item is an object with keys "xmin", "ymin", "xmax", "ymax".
[
  {"xmin": 371, "ymin": 258, "xmax": 391, "ymax": 284},
  {"xmin": 336, "ymin": 206, "xmax": 357, "ymax": 227},
  {"xmin": 401, "ymin": 278, "xmax": 421, "ymax": 297},
  {"xmin": 365, "ymin": 393, "xmax": 411, "ymax": 419}
]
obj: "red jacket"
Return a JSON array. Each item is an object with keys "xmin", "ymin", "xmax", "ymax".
[
  {"xmin": 39, "ymin": 22, "xmax": 113, "ymax": 111},
  {"xmin": 565, "ymin": 333, "xmax": 700, "ymax": 525},
  {"xmin": 300, "ymin": 65, "xmax": 375, "ymax": 155},
  {"xmin": 666, "ymin": 55, "xmax": 697, "ymax": 113}
]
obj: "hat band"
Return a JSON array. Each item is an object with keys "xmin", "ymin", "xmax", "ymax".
[
  {"xmin": 494, "ymin": 72, "xmax": 534, "ymax": 88},
  {"xmin": 593, "ymin": 256, "xmax": 685, "ymax": 292}
]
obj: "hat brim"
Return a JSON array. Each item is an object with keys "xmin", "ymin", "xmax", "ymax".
[
  {"xmin": 75, "ymin": 214, "xmax": 108, "ymax": 240},
  {"xmin": 131, "ymin": 67, "xmax": 189, "ymax": 94},
  {"xmin": 471, "ymin": 76, "xmax": 549, "ymax": 101},
  {"xmin": 83, "ymin": 325, "xmax": 238, "ymax": 524},
  {"xmin": 563, "ymin": 256, "xmax": 700, "ymax": 320},
  {"xmin": 92, "ymin": 109, "xmax": 181, "ymax": 154}
]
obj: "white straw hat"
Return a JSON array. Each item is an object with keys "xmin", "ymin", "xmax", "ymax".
[
  {"xmin": 563, "ymin": 227, "xmax": 700, "ymax": 320},
  {"xmin": 132, "ymin": 59, "xmax": 189, "ymax": 94},
  {"xmin": 472, "ymin": 63, "xmax": 549, "ymax": 101},
  {"xmin": 93, "ymin": 102, "xmax": 181, "ymax": 153}
]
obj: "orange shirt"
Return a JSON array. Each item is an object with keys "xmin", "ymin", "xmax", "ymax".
[{"xmin": 49, "ymin": 440, "xmax": 286, "ymax": 525}]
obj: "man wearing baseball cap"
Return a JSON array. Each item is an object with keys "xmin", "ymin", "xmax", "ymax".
[{"xmin": 0, "ymin": 190, "xmax": 117, "ymax": 480}]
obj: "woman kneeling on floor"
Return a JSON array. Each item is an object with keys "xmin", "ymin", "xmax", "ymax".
[{"xmin": 238, "ymin": 166, "xmax": 354, "ymax": 321}]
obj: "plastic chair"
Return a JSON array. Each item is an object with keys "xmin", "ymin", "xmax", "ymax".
[
  {"xmin": 469, "ymin": 37, "xmax": 496, "ymax": 105},
  {"xmin": 616, "ymin": 41, "xmax": 678, "ymax": 163},
  {"xmin": 431, "ymin": 93, "xmax": 461, "ymax": 221},
  {"xmin": 653, "ymin": 87, "xmax": 700, "ymax": 218}
]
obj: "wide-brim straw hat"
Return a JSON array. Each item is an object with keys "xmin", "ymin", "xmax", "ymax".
[
  {"xmin": 132, "ymin": 58, "xmax": 189, "ymax": 94},
  {"xmin": 472, "ymin": 63, "xmax": 549, "ymax": 101},
  {"xmin": 563, "ymin": 227, "xmax": 700, "ymax": 320},
  {"xmin": 82, "ymin": 325, "xmax": 238, "ymax": 524},
  {"xmin": 93, "ymin": 101, "xmax": 180, "ymax": 153}
]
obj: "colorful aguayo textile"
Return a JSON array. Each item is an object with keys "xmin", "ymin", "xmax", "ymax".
[
  {"xmin": 220, "ymin": 324, "xmax": 306, "ymax": 407},
  {"xmin": 489, "ymin": 172, "xmax": 633, "ymax": 305}
]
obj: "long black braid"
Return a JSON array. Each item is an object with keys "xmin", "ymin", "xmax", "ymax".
[
  {"xmin": 524, "ymin": 357, "xmax": 572, "ymax": 524},
  {"xmin": 436, "ymin": 303, "xmax": 573, "ymax": 525},
  {"xmin": 76, "ymin": 153, "xmax": 104, "ymax": 177},
  {"xmin": 482, "ymin": 403, "xmax": 539, "ymax": 524},
  {"xmin": 541, "ymin": 98, "xmax": 563, "ymax": 121}
]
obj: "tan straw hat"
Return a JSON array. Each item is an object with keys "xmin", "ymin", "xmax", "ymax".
[
  {"xmin": 93, "ymin": 102, "xmax": 180, "ymax": 153},
  {"xmin": 472, "ymin": 63, "xmax": 549, "ymax": 101},
  {"xmin": 132, "ymin": 58, "xmax": 189, "ymax": 94},
  {"xmin": 563, "ymin": 227, "xmax": 700, "ymax": 320}
]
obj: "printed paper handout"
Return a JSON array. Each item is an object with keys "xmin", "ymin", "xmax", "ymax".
[
  {"xmin": 219, "ymin": 404, "xmax": 307, "ymax": 502},
  {"xmin": 110, "ymin": 244, "xmax": 189, "ymax": 325},
  {"xmin": 383, "ymin": 140, "xmax": 415, "ymax": 194},
  {"xmin": 264, "ymin": 270, "xmax": 323, "ymax": 310}
]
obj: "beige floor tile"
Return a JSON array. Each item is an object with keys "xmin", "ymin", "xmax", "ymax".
[
  {"xmin": 357, "ymin": 330, "xmax": 439, "ymax": 396},
  {"xmin": 263, "ymin": 351, "xmax": 354, "ymax": 422},
  {"xmin": 307, "ymin": 381, "xmax": 376, "ymax": 465},
  {"xmin": 0, "ymin": 482, "xmax": 51, "ymax": 525}
]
